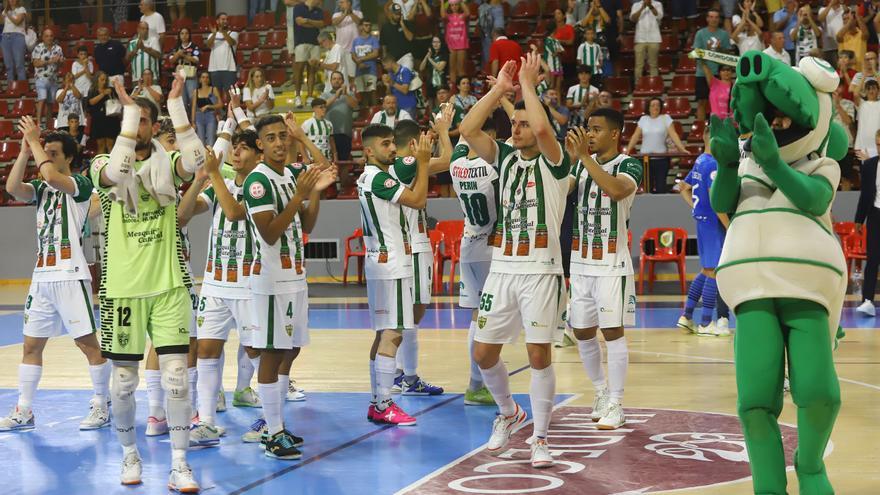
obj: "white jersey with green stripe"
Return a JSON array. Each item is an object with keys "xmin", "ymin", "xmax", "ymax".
[
  {"xmin": 576, "ymin": 41, "xmax": 604, "ymax": 74},
  {"xmin": 543, "ymin": 36, "xmax": 563, "ymax": 73},
  {"xmin": 29, "ymin": 175, "xmax": 93, "ymax": 282},
  {"xmin": 570, "ymin": 154, "xmax": 643, "ymax": 277},
  {"xmin": 566, "ymin": 83, "xmax": 599, "ymax": 108},
  {"xmin": 490, "ymin": 141, "xmax": 571, "ymax": 275},
  {"xmin": 243, "ymin": 162, "xmax": 308, "ymax": 295},
  {"xmin": 199, "ymin": 178, "xmax": 256, "ymax": 299},
  {"xmin": 357, "ymin": 164, "xmax": 414, "ymax": 280},
  {"xmin": 387, "ymin": 156, "xmax": 431, "ymax": 254},
  {"xmin": 450, "ymin": 140, "xmax": 498, "ymax": 263},
  {"xmin": 90, "ymin": 151, "xmax": 191, "ymax": 299},
  {"xmin": 301, "ymin": 117, "xmax": 334, "ymax": 160}
]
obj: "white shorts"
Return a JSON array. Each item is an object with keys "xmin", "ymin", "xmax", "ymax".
[
  {"xmin": 196, "ymin": 296, "xmax": 255, "ymax": 346},
  {"xmin": 294, "ymin": 43, "xmax": 321, "ymax": 63},
  {"xmin": 23, "ymin": 280, "xmax": 96, "ymax": 339},
  {"xmin": 367, "ymin": 277, "xmax": 414, "ymax": 332},
  {"xmin": 251, "ymin": 291, "xmax": 309, "ymax": 350},
  {"xmin": 475, "ymin": 273, "xmax": 567, "ymax": 345},
  {"xmin": 459, "ymin": 260, "xmax": 491, "ymax": 309},
  {"xmin": 412, "ymin": 251, "xmax": 433, "ymax": 305},
  {"xmin": 568, "ymin": 274, "xmax": 636, "ymax": 329}
]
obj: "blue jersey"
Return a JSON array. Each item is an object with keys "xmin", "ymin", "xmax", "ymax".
[{"xmin": 684, "ymin": 153, "xmax": 718, "ymax": 222}]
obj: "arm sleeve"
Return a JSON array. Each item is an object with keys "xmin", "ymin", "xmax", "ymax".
[
  {"xmin": 618, "ymin": 157, "xmax": 644, "ymax": 185},
  {"xmin": 544, "ymin": 142, "xmax": 572, "ymax": 180},
  {"xmin": 450, "ymin": 143, "xmax": 470, "ymax": 162},
  {"xmin": 391, "ymin": 157, "xmax": 417, "ymax": 185},
  {"xmin": 683, "ymin": 167, "xmax": 696, "ymax": 186},
  {"xmin": 371, "ymin": 171, "xmax": 404, "ymax": 203},
  {"xmin": 200, "ymin": 186, "xmax": 215, "ymax": 209},
  {"xmin": 72, "ymin": 174, "xmax": 94, "ymax": 202},
  {"xmin": 243, "ymin": 172, "xmax": 277, "ymax": 215}
]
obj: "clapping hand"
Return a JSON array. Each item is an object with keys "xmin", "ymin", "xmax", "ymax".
[
  {"xmin": 113, "ymin": 77, "xmax": 135, "ymax": 105},
  {"xmin": 18, "ymin": 115, "xmax": 41, "ymax": 144},
  {"xmin": 204, "ymin": 147, "xmax": 223, "ymax": 176},
  {"xmin": 415, "ymin": 132, "xmax": 434, "ymax": 165}
]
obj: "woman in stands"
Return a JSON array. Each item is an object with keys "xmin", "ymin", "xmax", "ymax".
[
  {"xmin": 191, "ymin": 70, "xmax": 222, "ymax": 146},
  {"xmin": 168, "ymin": 27, "xmax": 200, "ymax": 111},
  {"xmin": 243, "ymin": 68, "xmax": 275, "ymax": 119},
  {"xmin": 442, "ymin": 0, "xmax": 470, "ymax": 84},
  {"xmin": 453, "ymin": 76, "xmax": 477, "ymax": 112},
  {"xmin": 86, "ymin": 71, "xmax": 120, "ymax": 155},
  {"xmin": 419, "ymin": 36, "xmax": 449, "ymax": 111},
  {"xmin": 624, "ymin": 97, "xmax": 689, "ymax": 194}
]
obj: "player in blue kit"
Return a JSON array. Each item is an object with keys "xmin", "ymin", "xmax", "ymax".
[{"xmin": 676, "ymin": 130, "xmax": 731, "ymax": 337}]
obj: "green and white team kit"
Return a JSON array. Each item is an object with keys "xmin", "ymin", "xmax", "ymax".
[
  {"xmin": 450, "ymin": 140, "xmax": 499, "ymax": 263},
  {"xmin": 30, "ymin": 175, "xmax": 93, "ymax": 281},
  {"xmin": 357, "ymin": 165, "xmax": 414, "ymax": 280},
  {"xmin": 301, "ymin": 117, "xmax": 334, "ymax": 160},
  {"xmin": 200, "ymin": 178, "xmax": 256, "ymax": 299}
]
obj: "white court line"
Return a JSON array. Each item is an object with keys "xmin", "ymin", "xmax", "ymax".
[
  {"xmin": 629, "ymin": 349, "xmax": 880, "ymax": 391},
  {"xmin": 393, "ymin": 394, "xmax": 583, "ymax": 495}
]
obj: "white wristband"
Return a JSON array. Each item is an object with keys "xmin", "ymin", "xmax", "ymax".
[
  {"xmin": 105, "ymin": 136, "xmax": 136, "ymax": 183},
  {"xmin": 233, "ymin": 107, "xmax": 250, "ymax": 126},
  {"xmin": 167, "ymin": 96, "xmax": 189, "ymax": 129},
  {"xmin": 222, "ymin": 117, "xmax": 236, "ymax": 136},
  {"xmin": 177, "ymin": 127, "xmax": 205, "ymax": 174},
  {"xmin": 120, "ymin": 104, "xmax": 140, "ymax": 136}
]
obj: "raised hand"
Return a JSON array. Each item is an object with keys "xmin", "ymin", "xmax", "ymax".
[
  {"xmin": 709, "ymin": 116, "xmax": 741, "ymax": 169},
  {"xmin": 519, "ymin": 52, "xmax": 541, "ymax": 88},
  {"xmin": 432, "ymin": 102, "xmax": 455, "ymax": 133},
  {"xmin": 228, "ymin": 85, "xmax": 241, "ymax": 108},
  {"xmin": 18, "ymin": 115, "xmax": 40, "ymax": 144},
  {"xmin": 168, "ymin": 70, "xmax": 186, "ymax": 99},
  {"xmin": 113, "ymin": 77, "xmax": 135, "ymax": 105},
  {"xmin": 204, "ymin": 147, "xmax": 223, "ymax": 175},
  {"xmin": 416, "ymin": 132, "xmax": 434, "ymax": 164},
  {"xmin": 494, "ymin": 60, "xmax": 517, "ymax": 94},
  {"xmin": 566, "ymin": 127, "xmax": 590, "ymax": 158},
  {"xmin": 295, "ymin": 168, "xmax": 320, "ymax": 197},
  {"xmin": 285, "ymin": 112, "xmax": 306, "ymax": 141},
  {"xmin": 314, "ymin": 164, "xmax": 338, "ymax": 192}
]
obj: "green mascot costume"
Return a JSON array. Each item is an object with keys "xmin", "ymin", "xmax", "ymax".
[{"xmin": 709, "ymin": 52, "xmax": 847, "ymax": 495}]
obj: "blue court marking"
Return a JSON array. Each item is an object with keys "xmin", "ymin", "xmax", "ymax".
[{"xmin": 0, "ymin": 387, "xmax": 570, "ymax": 495}]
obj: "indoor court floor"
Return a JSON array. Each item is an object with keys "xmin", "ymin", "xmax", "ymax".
[{"xmin": 0, "ymin": 284, "xmax": 877, "ymax": 495}]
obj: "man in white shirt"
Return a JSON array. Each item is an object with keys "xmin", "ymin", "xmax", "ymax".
[
  {"xmin": 763, "ymin": 31, "xmax": 792, "ymax": 65},
  {"xmin": 207, "ymin": 12, "xmax": 239, "ymax": 92},
  {"xmin": 318, "ymin": 32, "xmax": 345, "ymax": 94},
  {"xmin": 630, "ymin": 0, "xmax": 663, "ymax": 78},
  {"xmin": 332, "ymin": 0, "xmax": 362, "ymax": 79},
  {"xmin": 139, "ymin": 0, "xmax": 165, "ymax": 44},
  {"xmin": 370, "ymin": 94, "xmax": 413, "ymax": 127},
  {"xmin": 819, "ymin": 0, "xmax": 846, "ymax": 67}
]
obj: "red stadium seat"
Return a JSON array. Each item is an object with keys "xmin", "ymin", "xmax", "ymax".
[
  {"xmin": 843, "ymin": 230, "xmax": 868, "ymax": 277},
  {"xmin": 543, "ymin": 0, "xmax": 560, "ymax": 15},
  {"xmin": 351, "ymin": 128, "xmax": 363, "ymax": 151},
  {"xmin": 625, "ymin": 98, "xmax": 647, "ymax": 119},
  {"xmin": 171, "ymin": 17, "xmax": 193, "ymax": 34},
  {"xmin": 252, "ymin": 13, "xmax": 275, "ymax": 31},
  {"xmin": 61, "ymin": 59, "xmax": 74, "ymax": 75},
  {"xmin": 62, "ymin": 23, "xmax": 89, "ymax": 41},
  {"xmin": 237, "ymin": 31, "xmax": 260, "ymax": 51},
  {"xmin": 688, "ymin": 120, "xmax": 706, "ymax": 143},
  {"xmin": 115, "ymin": 21, "xmax": 138, "ymax": 39},
  {"xmin": 657, "ymin": 54, "xmax": 673, "ymax": 74},
  {"xmin": 4, "ymin": 80, "xmax": 32, "ymax": 98},
  {"xmin": 677, "ymin": 144, "xmax": 703, "ymax": 168},
  {"xmin": 660, "ymin": 34, "xmax": 678, "ymax": 52},
  {"xmin": 0, "ymin": 101, "xmax": 9, "ymax": 117},
  {"xmin": 603, "ymin": 76, "xmax": 631, "ymax": 97},
  {"xmin": 0, "ymin": 141, "xmax": 20, "ymax": 161},
  {"xmin": 639, "ymin": 227, "xmax": 688, "ymax": 294},
  {"xmin": 265, "ymin": 69, "xmax": 287, "ymax": 86},
  {"xmin": 342, "ymin": 228, "xmax": 366, "ymax": 285},
  {"xmin": 161, "ymin": 36, "xmax": 177, "ymax": 53},
  {"xmin": 614, "ymin": 54, "xmax": 635, "ymax": 77},
  {"xmin": 633, "ymin": 76, "xmax": 665, "ymax": 96},
  {"xmin": 677, "ymin": 56, "xmax": 696, "ymax": 74},
  {"xmin": 619, "ymin": 35, "xmax": 635, "ymax": 54},
  {"xmin": 237, "ymin": 68, "xmax": 250, "ymax": 86},
  {"xmin": 228, "ymin": 15, "xmax": 248, "ymax": 32},
  {"xmin": 505, "ymin": 20, "xmax": 531, "ymax": 39},
  {"xmin": 11, "ymin": 99, "xmax": 35, "ymax": 118},
  {"xmin": 264, "ymin": 31, "xmax": 287, "ymax": 49},
  {"xmin": 277, "ymin": 49, "xmax": 294, "ymax": 65},
  {"xmin": 0, "ymin": 120, "xmax": 14, "ymax": 140},
  {"xmin": 196, "ymin": 16, "xmax": 214, "ymax": 33},
  {"xmin": 621, "ymin": 121, "xmax": 636, "ymax": 144},
  {"xmin": 511, "ymin": 0, "xmax": 538, "ymax": 19},
  {"xmin": 534, "ymin": 20, "xmax": 548, "ymax": 37},
  {"xmin": 666, "ymin": 97, "xmax": 692, "ymax": 119},
  {"xmin": 669, "ymin": 75, "xmax": 696, "ymax": 96},
  {"xmin": 244, "ymin": 49, "xmax": 273, "ymax": 69}
]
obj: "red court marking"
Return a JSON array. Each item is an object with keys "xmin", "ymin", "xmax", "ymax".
[{"xmin": 403, "ymin": 407, "xmax": 798, "ymax": 495}]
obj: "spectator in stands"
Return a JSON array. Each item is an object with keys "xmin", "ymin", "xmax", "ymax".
[
  {"xmin": 370, "ymin": 94, "xmax": 413, "ymax": 126},
  {"xmin": 833, "ymin": 85, "xmax": 856, "ymax": 149},
  {"xmin": 94, "ymin": 27, "xmax": 126, "ymax": 86},
  {"xmin": 206, "ymin": 12, "xmax": 240, "ymax": 93},
  {"xmin": 670, "ymin": 0, "xmax": 698, "ymax": 48},
  {"xmin": 32, "ymin": 28, "xmax": 63, "ymax": 129},
  {"xmin": 630, "ymin": 0, "xmax": 662, "ymax": 78},
  {"xmin": 126, "ymin": 22, "xmax": 161, "ymax": 83},
  {"xmin": 249, "ymin": 0, "xmax": 275, "ymax": 23},
  {"xmin": 167, "ymin": 0, "xmax": 185, "ymax": 23},
  {"xmin": 321, "ymin": 70, "xmax": 357, "ymax": 163},
  {"xmin": 703, "ymin": 63, "xmax": 734, "ymax": 119},
  {"xmin": 333, "ymin": 0, "xmax": 362, "ymax": 82},
  {"xmin": 168, "ymin": 27, "xmax": 200, "ymax": 111},
  {"xmin": 625, "ymin": 97, "xmax": 689, "ymax": 194},
  {"xmin": 452, "ymin": 76, "xmax": 477, "ymax": 113},
  {"xmin": 55, "ymin": 72, "xmax": 86, "ymax": 131},
  {"xmin": 580, "ymin": 0, "xmax": 623, "ymax": 73},
  {"xmin": 381, "ymin": 3, "xmax": 415, "ymax": 70},
  {"xmin": 694, "ymin": 9, "xmax": 731, "ymax": 121},
  {"xmin": 731, "ymin": 2, "xmax": 765, "ymax": 55},
  {"xmin": 431, "ymin": 88, "xmax": 462, "ymax": 140},
  {"xmin": 139, "ymin": 0, "xmax": 165, "ymax": 44},
  {"xmin": 243, "ymin": 68, "xmax": 275, "ymax": 119},
  {"xmin": 543, "ymin": 88, "xmax": 570, "ymax": 140},
  {"xmin": 64, "ymin": 115, "xmax": 87, "ymax": 165},
  {"xmin": 855, "ymin": 79, "xmax": 880, "ymax": 157},
  {"xmin": 293, "ymin": 0, "xmax": 324, "ymax": 106},
  {"xmin": 381, "ymin": 54, "xmax": 417, "ymax": 118},
  {"xmin": 131, "ymin": 68, "xmax": 164, "ymax": 108},
  {"xmin": 191, "ymin": 71, "xmax": 222, "ymax": 146},
  {"xmin": 791, "ymin": 5, "xmax": 821, "ymax": 64},
  {"xmin": 1, "ymin": 0, "xmax": 27, "ymax": 85},
  {"xmin": 837, "ymin": 6, "xmax": 868, "ymax": 71},
  {"xmin": 566, "ymin": 65, "xmax": 599, "ymax": 127},
  {"xmin": 820, "ymin": 0, "xmax": 847, "ymax": 67},
  {"xmin": 352, "ymin": 19, "xmax": 380, "ymax": 107},
  {"xmin": 852, "ymin": 51, "xmax": 879, "ymax": 97},
  {"xmin": 489, "ymin": 28, "xmax": 522, "ymax": 78},
  {"xmin": 719, "ymin": 0, "xmax": 736, "ymax": 32},
  {"xmin": 576, "ymin": 26, "xmax": 603, "ymax": 84},
  {"xmin": 764, "ymin": 31, "xmax": 792, "ymax": 65},
  {"xmin": 441, "ymin": 0, "xmax": 470, "ymax": 85},
  {"xmin": 854, "ymin": 129, "xmax": 880, "ymax": 314},
  {"xmin": 838, "ymin": 50, "xmax": 857, "ymax": 101},
  {"xmin": 542, "ymin": 22, "xmax": 565, "ymax": 95},
  {"xmin": 591, "ymin": 89, "xmax": 614, "ymax": 112},
  {"xmin": 318, "ymin": 32, "xmax": 345, "ymax": 94},
  {"xmin": 285, "ymin": 0, "xmax": 302, "ymax": 56},
  {"xmin": 478, "ymin": 0, "xmax": 505, "ymax": 66},
  {"xmin": 86, "ymin": 71, "xmax": 120, "ymax": 155},
  {"xmin": 420, "ymin": 36, "xmax": 449, "ymax": 110},
  {"xmin": 72, "ymin": 46, "xmax": 95, "ymax": 99},
  {"xmin": 772, "ymin": 0, "xmax": 799, "ymax": 63}
]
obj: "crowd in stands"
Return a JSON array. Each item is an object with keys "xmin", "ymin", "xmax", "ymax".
[{"xmin": 0, "ymin": 0, "xmax": 878, "ymax": 204}]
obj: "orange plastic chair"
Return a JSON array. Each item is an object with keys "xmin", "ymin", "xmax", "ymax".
[
  {"xmin": 434, "ymin": 220, "xmax": 464, "ymax": 292},
  {"xmin": 343, "ymin": 228, "xmax": 366, "ymax": 285},
  {"xmin": 843, "ymin": 230, "xmax": 867, "ymax": 276},
  {"xmin": 447, "ymin": 233, "xmax": 462, "ymax": 294},
  {"xmin": 833, "ymin": 221, "xmax": 857, "ymax": 243},
  {"xmin": 639, "ymin": 227, "xmax": 688, "ymax": 294}
]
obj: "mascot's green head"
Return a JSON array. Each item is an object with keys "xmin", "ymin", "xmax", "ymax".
[{"xmin": 730, "ymin": 51, "xmax": 849, "ymax": 162}]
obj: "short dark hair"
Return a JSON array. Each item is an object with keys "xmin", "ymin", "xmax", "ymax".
[
  {"xmin": 363, "ymin": 124, "xmax": 394, "ymax": 145},
  {"xmin": 44, "ymin": 131, "xmax": 78, "ymax": 159},
  {"xmin": 232, "ymin": 129, "xmax": 259, "ymax": 149},
  {"xmin": 514, "ymin": 100, "xmax": 554, "ymax": 126},
  {"xmin": 648, "ymin": 97, "xmax": 664, "ymax": 110},
  {"xmin": 67, "ymin": 114, "xmax": 80, "ymax": 123},
  {"xmin": 577, "ymin": 65, "xmax": 592, "ymax": 75},
  {"xmin": 382, "ymin": 52, "xmax": 396, "ymax": 63},
  {"xmin": 393, "ymin": 119, "xmax": 421, "ymax": 146},
  {"xmin": 867, "ymin": 79, "xmax": 880, "ymax": 90},
  {"xmin": 456, "ymin": 75, "xmax": 470, "ymax": 86},
  {"xmin": 311, "ymin": 97, "xmax": 327, "ymax": 108},
  {"xmin": 76, "ymin": 45, "xmax": 88, "ymax": 54},
  {"xmin": 707, "ymin": 7, "xmax": 721, "ymax": 16},
  {"xmin": 588, "ymin": 107, "xmax": 625, "ymax": 132},
  {"xmin": 216, "ymin": 11, "xmax": 227, "ymax": 18},
  {"xmin": 134, "ymin": 96, "xmax": 159, "ymax": 124},
  {"xmin": 255, "ymin": 114, "xmax": 285, "ymax": 135},
  {"xmin": 839, "ymin": 49, "xmax": 855, "ymax": 59},
  {"xmin": 492, "ymin": 27, "xmax": 505, "ymax": 37}
]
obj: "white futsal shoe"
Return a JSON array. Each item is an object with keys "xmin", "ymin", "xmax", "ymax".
[
  {"xmin": 697, "ymin": 322, "xmax": 717, "ymax": 336},
  {"xmin": 597, "ymin": 402, "xmax": 626, "ymax": 430},
  {"xmin": 486, "ymin": 403, "xmax": 527, "ymax": 455},
  {"xmin": 530, "ymin": 438, "xmax": 554, "ymax": 468},
  {"xmin": 79, "ymin": 398, "xmax": 111, "ymax": 430},
  {"xmin": 857, "ymin": 299, "xmax": 876, "ymax": 317},
  {"xmin": 286, "ymin": 380, "xmax": 306, "ymax": 402},
  {"xmin": 216, "ymin": 390, "xmax": 227, "ymax": 412},
  {"xmin": 676, "ymin": 315, "xmax": 695, "ymax": 334},
  {"xmin": 120, "ymin": 451, "xmax": 143, "ymax": 485},
  {"xmin": 591, "ymin": 389, "xmax": 610, "ymax": 421},
  {"xmin": 716, "ymin": 317, "xmax": 730, "ymax": 335},
  {"xmin": 168, "ymin": 460, "xmax": 200, "ymax": 493}
]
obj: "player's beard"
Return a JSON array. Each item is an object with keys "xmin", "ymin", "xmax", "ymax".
[{"xmin": 135, "ymin": 138, "xmax": 152, "ymax": 153}]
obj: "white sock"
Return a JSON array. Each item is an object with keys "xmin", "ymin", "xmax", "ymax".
[
  {"xmin": 480, "ymin": 360, "xmax": 515, "ymax": 416},
  {"xmin": 145, "ymin": 369, "xmax": 165, "ymax": 419},
  {"xmin": 161, "ymin": 355, "xmax": 192, "ymax": 452},
  {"xmin": 111, "ymin": 363, "xmax": 139, "ymax": 448},
  {"xmin": 605, "ymin": 337, "xmax": 629, "ymax": 403},
  {"xmin": 246, "ymin": 355, "xmax": 261, "ymax": 391},
  {"xmin": 529, "ymin": 365, "xmax": 556, "ymax": 438},
  {"xmin": 259, "ymin": 381, "xmax": 283, "ymax": 435},
  {"xmin": 467, "ymin": 321, "xmax": 483, "ymax": 391},
  {"xmin": 217, "ymin": 348, "xmax": 225, "ymax": 394},
  {"xmin": 374, "ymin": 354, "xmax": 397, "ymax": 407},
  {"xmin": 278, "ymin": 374, "xmax": 290, "ymax": 403},
  {"xmin": 576, "ymin": 337, "xmax": 607, "ymax": 391},
  {"xmin": 89, "ymin": 361, "xmax": 111, "ymax": 403},
  {"xmin": 172, "ymin": 449, "xmax": 187, "ymax": 463},
  {"xmin": 196, "ymin": 358, "xmax": 220, "ymax": 425},
  {"xmin": 400, "ymin": 327, "xmax": 418, "ymax": 380},
  {"xmin": 369, "ymin": 359, "xmax": 377, "ymax": 403},
  {"xmin": 17, "ymin": 364, "xmax": 42, "ymax": 411},
  {"xmin": 237, "ymin": 346, "xmax": 255, "ymax": 392},
  {"xmin": 188, "ymin": 367, "xmax": 198, "ymax": 413}
]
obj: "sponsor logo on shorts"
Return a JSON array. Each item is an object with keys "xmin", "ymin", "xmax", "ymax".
[
  {"xmin": 530, "ymin": 321, "xmax": 547, "ymax": 328},
  {"xmin": 178, "ymin": 327, "xmax": 187, "ymax": 334},
  {"xmin": 477, "ymin": 316, "xmax": 487, "ymax": 329},
  {"xmin": 285, "ymin": 324, "xmax": 293, "ymax": 337},
  {"xmin": 628, "ymin": 295, "xmax": 637, "ymax": 309},
  {"xmin": 117, "ymin": 331, "xmax": 130, "ymax": 347},
  {"xmin": 375, "ymin": 310, "xmax": 389, "ymax": 315},
  {"xmin": 23, "ymin": 314, "xmax": 28, "ymax": 324},
  {"xmin": 561, "ymin": 310, "xmax": 568, "ymax": 322},
  {"xmin": 599, "ymin": 307, "xmax": 612, "ymax": 313},
  {"xmin": 249, "ymin": 182, "xmax": 266, "ymax": 199},
  {"xmin": 197, "ymin": 316, "xmax": 205, "ymax": 327},
  {"xmin": 141, "ymin": 193, "xmax": 151, "ymax": 202}
]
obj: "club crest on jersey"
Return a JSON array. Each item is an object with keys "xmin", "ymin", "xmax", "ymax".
[
  {"xmin": 291, "ymin": 162, "xmax": 304, "ymax": 170},
  {"xmin": 477, "ymin": 316, "xmax": 487, "ymax": 329},
  {"xmin": 285, "ymin": 324, "xmax": 294, "ymax": 337},
  {"xmin": 117, "ymin": 331, "xmax": 130, "ymax": 347},
  {"xmin": 710, "ymin": 170, "xmax": 717, "ymax": 180},
  {"xmin": 197, "ymin": 316, "xmax": 205, "ymax": 327},
  {"xmin": 590, "ymin": 191, "xmax": 598, "ymax": 198},
  {"xmin": 249, "ymin": 182, "xmax": 266, "ymax": 199},
  {"xmin": 384, "ymin": 178, "xmax": 396, "ymax": 189},
  {"xmin": 402, "ymin": 156, "xmax": 416, "ymax": 166}
]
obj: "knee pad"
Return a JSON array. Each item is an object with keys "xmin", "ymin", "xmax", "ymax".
[
  {"xmin": 111, "ymin": 364, "xmax": 139, "ymax": 400},
  {"xmin": 158, "ymin": 354, "xmax": 189, "ymax": 400}
]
